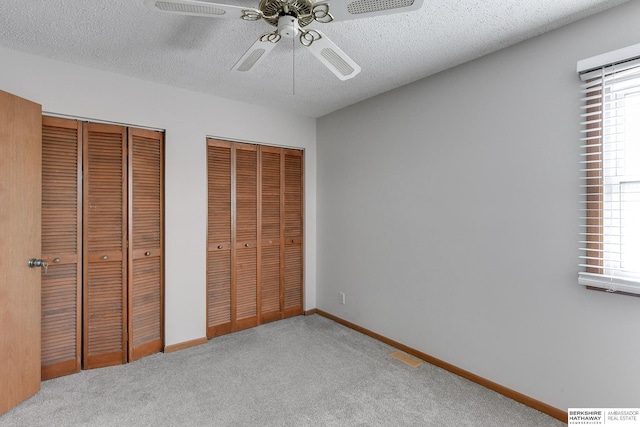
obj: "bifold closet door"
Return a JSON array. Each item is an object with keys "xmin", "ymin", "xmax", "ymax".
[
  {"xmin": 234, "ymin": 143, "xmax": 259, "ymax": 331},
  {"xmin": 207, "ymin": 140, "xmax": 303, "ymax": 338},
  {"xmin": 206, "ymin": 140, "xmax": 259, "ymax": 336},
  {"xmin": 259, "ymin": 146, "xmax": 283, "ymax": 323},
  {"xmin": 40, "ymin": 117, "xmax": 82, "ymax": 380},
  {"xmin": 283, "ymin": 149, "xmax": 303, "ymax": 317},
  {"xmin": 260, "ymin": 147, "xmax": 304, "ymax": 321},
  {"xmin": 128, "ymin": 128, "xmax": 164, "ymax": 361},
  {"xmin": 83, "ymin": 123, "xmax": 128, "ymax": 369},
  {"xmin": 207, "ymin": 139, "xmax": 232, "ymax": 338}
]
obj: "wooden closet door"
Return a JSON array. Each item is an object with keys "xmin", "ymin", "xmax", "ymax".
[
  {"xmin": 283, "ymin": 149, "xmax": 303, "ymax": 317},
  {"xmin": 234, "ymin": 143, "xmax": 259, "ymax": 331},
  {"xmin": 260, "ymin": 146, "xmax": 282, "ymax": 323},
  {"xmin": 128, "ymin": 128, "xmax": 164, "ymax": 361},
  {"xmin": 41, "ymin": 117, "xmax": 82, "ymax": 380},
  {"xmin": 207, "ymin": 139, "xmax": 233, "ymax": 338},
  {"xmin": 83, "ymin": 123, "xmax": 128, "ymax": 369},
  {"xmin": 207, "ymin": 141, "xmax": 302, "ymax": 336}
]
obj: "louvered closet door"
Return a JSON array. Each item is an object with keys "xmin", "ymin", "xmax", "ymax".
[
  {"xmin": 128, "ymin": 128, "xmax": 164, "ymax": 361},
  {"xmin": 207, "ymin": 139, "xmax": 233, "ymax": 338},
  {"xmin": 41, "ymin": 117, "xmax": 82, "ymax": 380},
  {"xmin": 283, "ymin": 149, "xmax": 303, "ymax": 317},
  {"xmin": 207, "ymin": 140, "xmax": 302, "ymax": 337},
  {"xmin": 260, "ymin": 146, "xmax": 282, "ymax": 323},
  {"xmin": 234, "ymin": 143, "xmax": 259, "ymax": 331},
  {"xmin": 83, "ymin": 123, "xmax": 128, "ymax": 369}
]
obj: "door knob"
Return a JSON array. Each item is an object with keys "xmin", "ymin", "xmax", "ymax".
[
  {"xmin": 28, "ymin": 258, "xmax": 45, "ymax": 268},
  {"xmin": 28, "ymin": 258, "xmax": 48, "ymax": 273}
]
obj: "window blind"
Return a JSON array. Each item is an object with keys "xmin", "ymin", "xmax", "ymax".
[{"xmin": 578, "ymin": 55, "xmax": 640, "ymax": 295}]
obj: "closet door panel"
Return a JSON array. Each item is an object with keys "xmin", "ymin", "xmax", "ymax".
[
  {"xmin": 207, "ymin": 139, "xmax": 232, "ymax": 337},
  {"xmin": 260, "ymin": 147, "xmax": 282, "ymax": 323},
  {"xmin": 130, "ymin": 257, "xmax": 162, "ymax": 358},
  {"xmin": 284, "ymin": 244, "xmax": 302, "ymax": 312},
  {"xmin": 283, "ymin": 150, "xmax": 303, "ymax": 317},
  {"xmin": 41, "ymin": 117, "xmax": 82, "ymax": 380},
  {"xmin": 235, "ymin": 249, "xmax": 257, "ymax": 329},
  {"xmin": 85, "ymin": 260, "xmax": 125, "ymax": 366},
  {"xmin": 83, "ymin": 123, "xmax": 127, "ymax": 369},
  {"xmin": 234, "ymin": 144, "xmax": 258, "ymax": 330},
  {"xmin": 128, "ymin": 129, "xmax": 164, "ymax": 361},
  {"xmin": 208, "ymin": 251, "xmax": 232, "ymax": 335}
]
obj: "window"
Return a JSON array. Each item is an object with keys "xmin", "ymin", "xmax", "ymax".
[{"xmin": 578, "ymin": 45, "xmax": 640, "ymax": 295}]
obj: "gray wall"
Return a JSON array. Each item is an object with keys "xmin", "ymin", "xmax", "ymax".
[
  {"xmin": 317, "ymin": 1, "xmax": 640, "ymax": 410},
  {"xmin": 0, "ymin": 46, "xmax": 317, "ymax": 347}
]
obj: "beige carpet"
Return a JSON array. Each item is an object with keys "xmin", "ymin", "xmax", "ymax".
[{"xmin": 0, "ymin": 314, "xmax": 565, "ymax": 426}]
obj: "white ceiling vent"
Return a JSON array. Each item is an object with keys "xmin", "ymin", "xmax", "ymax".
[
  {"xmin": 347, "ymin": 0, "xmax": 415, "ymax": 15},
  {"xmin": 153, "ymin": 1, "xmax": 227, "ymax": 16}
]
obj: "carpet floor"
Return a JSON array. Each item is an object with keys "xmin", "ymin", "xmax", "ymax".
[{"xmin": 0, "ymin": 314, "xmax": 566, "ymax": 426}]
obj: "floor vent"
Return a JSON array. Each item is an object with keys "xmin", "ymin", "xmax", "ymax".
[{"xmin": 389, "ymin": 351, "xmax": 423, "ymax": 368}]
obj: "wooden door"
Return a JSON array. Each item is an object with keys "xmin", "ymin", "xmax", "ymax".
[
  {"xmin": 259, "ymin": 146, "xmax": 283, "ymax": 323},
  {"xmin": 234, "ymin": 143, "xmax": 259, "ymax": 331},
  {"xmin": 83, "ymin": 123, "xmax": 128, "ymax": 369},
  {"xmin": 206, "ymin": 140, "xmax": 303, "ymax": 338},
  {"xmin": 0, "ymin": 90, "xmax": 42, "ymax": 415},
  {"xmin": 207, "ymin": 140, "xmax": 259, "ymax": 336},
  {"xmin": 128, "ymin": 128, "xmax": 164, "ymax": 361},
  {"xmin": 40, "ymin": 117, "xmax": 82, "ymax": 380},
  {"xmin": 207, "ymin": 139, "xmax": 233, "ymax": 338},
  {"xmin": 283, "ymin": 149, "xmax": 303, "ymax": 317}
]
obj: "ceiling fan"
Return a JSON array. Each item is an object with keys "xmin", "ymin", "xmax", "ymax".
[{"xmin": 144, "ymin": 0, "xmax": 424, "ymax": 81}]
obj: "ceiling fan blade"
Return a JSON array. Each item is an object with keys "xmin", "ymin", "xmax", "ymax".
[
  {"xmin": 301, "ymin": 30, "xmax": 361, "ymax": 81},
  {"xmin": 231, "ymin": 33, "xmax": 281, "ymax": 73},
  {"xmin": 143, "ymin": 0, "xmax": 261, "ymax": 20},
  {"xmin": 320, "ymin": 0, "xmax": 424, "ymax": 22}
]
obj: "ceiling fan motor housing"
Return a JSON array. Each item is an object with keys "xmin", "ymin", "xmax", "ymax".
[{"xmin": 260, "ymin": 0, "xmax": 315, "ymax": 28}]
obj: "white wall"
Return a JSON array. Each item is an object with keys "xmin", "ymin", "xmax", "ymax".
[
  {"xmin": 0, "ymin": 46, "xmax": 317, "ymax": 347},
  {"xmin": 317, "ymin": 1, "xmax": 640, "ymax": 411}
]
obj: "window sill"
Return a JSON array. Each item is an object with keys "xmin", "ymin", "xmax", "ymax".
[{"xmin": 579, "ymin": 273, "xmax": 640, "ymax": 297}]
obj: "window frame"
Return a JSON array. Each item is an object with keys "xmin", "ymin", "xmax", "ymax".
[{"xmin": 578, "ymin": 44, "xmax": 640, "ymax": 297}]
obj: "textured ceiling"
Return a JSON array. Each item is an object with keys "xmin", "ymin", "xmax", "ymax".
[{"xmin": 0, "ymin": 0, "xmax": 629, "ymax": 118}]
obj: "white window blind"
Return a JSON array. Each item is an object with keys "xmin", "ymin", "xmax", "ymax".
[{"xmin": 578, "ymin": 52, "xmax": 640, "ymax": 295}]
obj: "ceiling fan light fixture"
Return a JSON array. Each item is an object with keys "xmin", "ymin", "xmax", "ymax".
[{"xmin": 277, "ymin": 15, "xmax": 300, "ymax": 38}]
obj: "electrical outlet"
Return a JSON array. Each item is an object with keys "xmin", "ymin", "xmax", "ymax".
[{"xmin": 339, "ymin": 292, "xmax": 346, "ymax": 304}]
